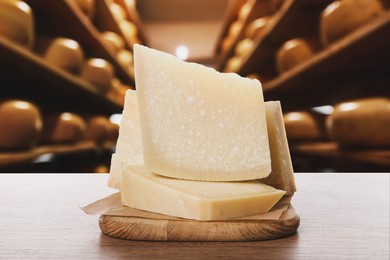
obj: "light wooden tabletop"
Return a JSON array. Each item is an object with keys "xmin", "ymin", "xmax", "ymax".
[{"xmin": 0, "ymin": 173, "xmax": 389, "ymax": 259}]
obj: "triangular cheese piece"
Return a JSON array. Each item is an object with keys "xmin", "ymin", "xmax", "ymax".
[
  {"xmin": 262, "ymin": 101, "xmax": 296, "ymax": 195},
  {"xmin": 121, "ymin": 165, "xmax": 285, "ymax": 221},
  {"xmin": 134, "ymin": 44, "xmax": 270, "ymax": 181},
  {"xmin": 108, "ymin": 90, "xmax": 143, "ymax": 189}
]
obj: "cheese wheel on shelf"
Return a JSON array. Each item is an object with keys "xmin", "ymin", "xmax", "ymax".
[
  {"xmin": 110, "ymin": 2, "xmax": 126, "ymax": 21},
  {"xmin": 117, "ymin": 49, "xmax": 133, "ymax": 69},
  {"xmin": 283, "ymin": 111, "xmax": 322, "ymax": 142},
  {"xmin": 276, "ymin": 38, "xmax": 314, "ymax": 73},
  {"xmin": 238, "ymin": 2, "xmax": 252, "ymax": 20},
  {"xmin": 228, "ymin": 20, "xmax": 243, "ymax": 39},
  {"xmin": 81, "ymin": 58, "xmax": 113, "ymax": 93},
  {"xmin": 0, "ymin": 100, "xmax": 42, "ymax": 150},
  {"xmin": 0, "ymin": 0, "xmax": 34, "ymax": 49},
  {"xmin": 40, "ymin": 38, "xmax": 84, "ymax": 74},
  {"xmin": 235, "ymin": 38, "xmax": 253, "ymax": 57},
  {"xmin": 245, "ymin": 16, "xmax": 270, "ymax": 39},
  {"xmin": 42, "ymin": 113, "xmax": 86, "ymax": 144},
  {"xmin": 320, "ymin": 0, "xmax": 384, "ymax": 46},
  {"xmin": 101, "ymin": 31, "xmax": 125, "ymax": 56},
  {"xmin": 71, "ymin": 0, "xmax": 95, "ymax": 19},
  {"xmin": 224, "ymin": 56, "xmax": 243, "ymax": 72},
  {"xmin": 220, "ymin": 36, "xmax": 234, "ymax": 54},
  {"xmin": 327, "ymin": 98, "xmax": 390, "ymax": 147},
  {"xmin": 86, "ymin": 116, "xmax": 111, "ymax": 143},
  {"xmin": 119, "ymin": 20, "xmax": 139, "ymax": 45}
]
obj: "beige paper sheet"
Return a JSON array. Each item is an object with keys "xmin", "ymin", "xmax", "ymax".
[{"xmin": 82, "ymin": 193, "xmax": 292, "ymax": 222}]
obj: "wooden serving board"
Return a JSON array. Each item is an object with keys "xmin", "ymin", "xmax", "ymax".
[{"xmin": 99, "ymin": 204, "xmax": 299, "ymax": 241}]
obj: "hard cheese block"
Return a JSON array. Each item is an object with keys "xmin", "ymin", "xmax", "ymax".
[
  {"xmin": 121, "ymin": 166, "xmax": 286, "ymax": 221},
  {"xmin": 134, "ymin": 44, "xmax": 271, "ymax": 181},
  {"xmin": 108, "ymin": 90, "xmax": 143, "ymax": 189},
  {"xmin": 261, "ymin": 101, "xmax": 296, "ymax": 195}
]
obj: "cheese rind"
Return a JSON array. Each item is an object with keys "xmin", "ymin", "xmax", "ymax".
[
  {"xmin": 261, "ymin": 101, "xmax": 296, "ymax": 195},
  {"xmin": 134, "ymin": 44, "xmax": 271, "ymax": 181},
  {"xmin": 108, "ymin": 90, "xmax": 143, "ymax": 189},
  {"xmin": 121, "ymin": 166, "xmax": 286, "ymax": 221}
]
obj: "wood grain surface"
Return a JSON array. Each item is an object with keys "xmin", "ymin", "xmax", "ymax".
[
  {"xmin": 99, "ymin": 206, "xmax": 299, "ymax": 241},
  {"xmin": 0, "ymin": 173, "xmax": 389, "ymax": 259}
]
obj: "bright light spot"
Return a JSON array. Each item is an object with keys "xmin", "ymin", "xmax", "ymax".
[
  {"xmin": 312, "ymin": 105, "xmax": 334, "ymax": 115},
  {"xmin": 61, "ymin": 39, "xmax": 79, "ymax": 50},
  {"xmin": 324, "ymin": 1, "xmax": 340, "ymax": 16},
  {"xmin": 14, "ymin": 101, "xmax": 30, "ymax": 110},
  {"xmin": 285, "ymin": 112, "xmax": 304, "ymax": 121},
  {"xmin": 110, "ymin": 114, "xmax": 122, "ymax": 125},
  {"xmin": 17, "ymin": 2, "xmax": 31, "ymax": 13},
  {"xmin": 33, "ymin": 153, "xmax": 54, "ymax": 163},
  {"xmin": 90, "ymin": 59, "xmax": 107, "ymax": 68},
  {"xmin": 176, "ymin": 45, "xmax": 189, "ymax": 60},
  {"xmin": 339, "ymin": 102, "xmax": 358, "ymax": 112},
  {"xmin": 61, "ymin": 113, "xmax": 73, "ymax": 121}
]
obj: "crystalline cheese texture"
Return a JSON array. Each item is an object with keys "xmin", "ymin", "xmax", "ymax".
[
  {"xmin": 121, "ymin": 166, "xmax": 286, "ymax": 221},
  {"xmin": 261, "ymin": 101, "xmax": 296, "ymax": 195},
  {"xmin": 108, "ymin": 90, "xmax": 143, "ymax": 189},
  {"xmin": 134, "ymin": 44, "xmax": 271, "ymax": 181}
]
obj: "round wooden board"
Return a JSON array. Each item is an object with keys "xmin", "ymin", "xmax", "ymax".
[{"xmin": 99, "ymin": 205, "xmax": 300, "ymax": 241}]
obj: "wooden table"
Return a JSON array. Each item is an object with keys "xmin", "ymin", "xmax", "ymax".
[{"xmin": 0, "ymin": 173, "xmax": 389, "ymax": 259}]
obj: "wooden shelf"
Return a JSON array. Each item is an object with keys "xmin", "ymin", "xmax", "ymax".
[
  {"xmin": 216, "ymin": 0, "xmax": 272, "ymax": 71},
  {"xmin": 262, "ymin": 10, "xmax": 390, "ymax": 111},
  {"xmin": 0, "ymin": 141, "xmax": 96, "ymax": 167},
  {"xmin": 0, "ymin": 141, "xmax": 116, "ymax": 168},
  {"xmin": 213, "ymin": 0, "xmax": 247, "ymax": 56},
  {"xmin": 229, "ymin": 0, "xmax": 390, "ymax": 111},
  {"xmin": 25, "ymin": 0, "xmax": 134, "ymax": 86},
  {"xmin": 0, "ymin": 36, "xmax": 122, "ymax": 115},
  {"xmin": 238, "ymin": 0, "xmax": 332, "ymax": 76},
  {"xmin": 291, "ymin": 142, "xmax": 390, "ymax": 167},
  {"xmin": 114, "ymin": 0, "xmax": 148, "ymax": 45},
  {"xmin": 93, "ymin": 0, "xmax": 134, "ymax": 51}
]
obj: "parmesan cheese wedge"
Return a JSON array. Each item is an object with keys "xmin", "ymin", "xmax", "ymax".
[
  {"xmin": 134, "ymin": 44, "xmax": 271, "ymax": 181},
  {"xmin": 262, "ymin": 101, "xmax": 296, "ymax": 195},
  {"xmin": 108, "ymin": 90, "xmax": 143, "ymax": 189},
  {"xmin": 121, "ymin": 165, "xmax": 286, "ymax": 221}
]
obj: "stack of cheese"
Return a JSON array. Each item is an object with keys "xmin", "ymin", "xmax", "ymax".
[{"xmin": 109, "ymin": 45, "xmax": 295, "ymax": 221}]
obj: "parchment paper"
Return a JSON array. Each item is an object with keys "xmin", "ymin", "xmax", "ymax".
[{"xmin": 82, "ymin": 193, "xmax": 292, "ymax": 221}]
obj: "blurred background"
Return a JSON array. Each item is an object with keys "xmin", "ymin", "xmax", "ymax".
[{"xmin": 0, "ymin": 0, "xmax": 389, "ymax": 173}]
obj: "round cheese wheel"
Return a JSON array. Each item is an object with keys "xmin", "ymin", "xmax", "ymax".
[
  {"xmin": 245, "ymin": 16, "xmax": 270, "ymax": 39},
  {"xmin": 327, "ymin": 98, "xmax": 390, "ymax": 147},
  {"xmin": 238, "ymin": 2, "xmax": 252, "ymax": 20},
  {"xmin": 221, "ymin": 36, "xmax": 234, "ymax": 54},
  {"xmin": 81, "ymin": 58, "xmax": 113, "ymax": 93},
  {"xmin": 86, "ymin": 116, "xmax": 111, "ymax": 143},
  {"xmin": 320, "ymin": 0, "xmax": 383, "ymax": 46},
  {"xmin": 235, "ymin": 38, "xmax": 253, "ymax": 57},
  {"xmin": 42, "ymin": 38, "xmax": 84, "ymax": 74},
  {"xmin": 42, "ymin": 113, "xmax": 87, "ymax": 144},
  {"xmin": 101, "ymin": 31, "xmax": 125, "ymax": 56},
  {"xmin": 228, "ymin": 20, "xmax": 243, "ymax": 39},
  {"xmin": 110, "ymin": 3, "xmax": 126, "ymax": 21},
  {"xmin": 283, "ymin": 111, "xmax": 322, "ymax": 141},
  {"xmin": 276, "ymin": 38, "xmax": 314, "ymax": 73},
  {"xmin": 117, "ymin": 49, "xmax": 133, "ymax": 69},
  {"xmin": 119, "ymin": 20, "xmax": 138, "ymax": 45},
  {"xmin": 224, "ymin": 56, "xmax": 243, "ymax": 73},
  {"xmin": 0, "ymin": 100, "xmax": 42, "ymax": 150},
  {"xmin": 0, "ymin": 0, "xmax": 34, "ymax": 49},
  {"xmin": 72, "ymin": 0, "xmax": 95, "ymax": 19}
]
